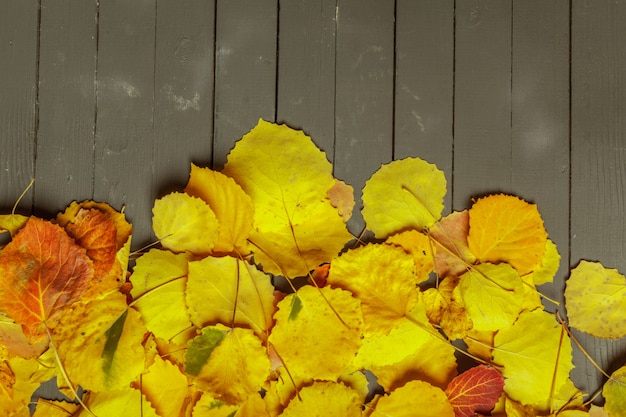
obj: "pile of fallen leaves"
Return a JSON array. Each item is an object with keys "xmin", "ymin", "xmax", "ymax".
[{"xmin": 0, "ymin": 119, "xmax": 625, "ymax": 416}]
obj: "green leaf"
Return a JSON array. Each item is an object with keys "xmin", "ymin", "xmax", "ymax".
[{"xmin": 185, "ymin": 327, "xmax": 227, "ymax": 376}]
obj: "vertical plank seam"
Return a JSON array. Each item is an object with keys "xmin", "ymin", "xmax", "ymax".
[
  {"xmin": 32, "ymin": 0, "xmax": 43, "ymax": 211},
  {"xmin": 451, "ymin": 0, "xmax": 457, "ymax": 209},
  {"xmin": 510, "ymin": 0, "xmax": 514, "ymax": 187},
  {"xmin": 210, "ymin": 0, "xmax": 218, "ymax": 169},
  {"xmin": 391, "ymin": 0, "xmax": 397, "ymax": 160},
  {"xmin": 331, "ymin": 0, "xmax": 339, "ymax": 171},
  {"xmin": 151, "ymin": 0, "xmax": 159, "ymax": 194},
  {"xmin": 567, "ymin": 0, "xmax": 573, "ymax": 274},
  {"xmin": 274, "ymin": 0, "xmax": 280, "ymax": 123},
  {"xmin": 92, "ymin": 0, "xmax": 101, "ymax": 200}
]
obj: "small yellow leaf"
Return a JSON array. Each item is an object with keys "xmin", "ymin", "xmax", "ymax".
[
  {"xmin": 603, "ymin": 366, "xmax": 626, "ymax": 417},
  {"xmin": 222, "ymin": 119, "xmax": 353, "ymax": 278},
  {"xmin": 458, "ymin": 263, "xmax": 525, "ymax": 332},
  {"xmin": 565, "ymin": 260, "xmax": 626, "ymax": 339},
  {"xmin": 370, "ymin": 380, "xmax": 455, "ymax": 417},
  {"xmin": 268, "ymin": 285, "xmax": 363, "ymax": 382},
  {"xmin": 362, "ymin": 157, "xmax": 447, "ymax": 238},
  {"xmin": 192, "ymin": 392, "xmax": 239, "ymax": 417},
  {"xmin": 130, "ymin": 249, "xmax": 194, "ymax": 344},
  {"xmin": 152, "ymin": 192, "xmax": 219, "ymax": 255},
  {"xmin": 327, "ymin": 243, "xmax": 420, "ymax": 336},
  {"xmin": 531, "ymin": 239, "xmax": 561, "ymax": 286},
  {"xmin": 493, "ymin": 309, "xmax": 574, "ymax": 413},
  {"xmin": 0, "ymin": 214, "xmax": 28, "ymax": 237},
  {"xmin": 187, "ymin": 256, "xmax": 275, "ymax": 337},
  {"xmin": 185, "ymin": 164, "xmax": 254, "ymax": 255},
  {"xmin": 467, "ymin": 194, "xmax": 548, "ymax": 275},
  {"xmin": 385, "ymin": 229, "xmax": 435, "ymax": 283},
  {"xmin": 140, "ymin": 355, "xmax": 190, "ymax": 417},
  {"xmin": 280, "ymin": 381, "xmax": 362, "ymax": 417}
]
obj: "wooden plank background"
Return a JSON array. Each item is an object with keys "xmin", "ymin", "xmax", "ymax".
[{"xmin": 1, "ymin": 0, "xmax": 625, "ymax": 402}]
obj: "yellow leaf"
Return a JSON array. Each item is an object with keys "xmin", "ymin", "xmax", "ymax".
[
  {"xmin": 32, "ymin": 399, "xmax": 81, "ymax": 417},
  {"xmin": 152, "ymin": 192, "xmax": 219, "ymax": 255},
  {"xmin": 603, "ymin": 366, "xmax": 626, "ymax": 417},
  {"xmin": 493, "ymin": 309, "xmax": 574, "ymax": 413},
  {"xmin": 327, "ymin": 243, "xmax": 420, "ymax": 336},
  {"xmin": 78, "ymin": 388, "xmax": 160, "ymax": 417},
  {"xmin": 280, "ymin": 381, "xmax": 362, "ymax": 417},
  {"xmin": 185, "ymin": 164, "xmax": 254, "ymax": 255},
  {"xmin": 187, "ymin": 256, "xmax": 275, "ymax": 337},
  {"xmin": 385, "ymin": 229, "xmax": 435, "ymax": 283},
  {"xmin": 0, "ymin": 214, "xmax": 28, "ymax": 237},
  {"xmin": 268, "ymin": 285, "xmax": 363, "ymax": 382},
  {"xmin": 0, "ymin": 355, "xmax": 55, "ymax": 417},
  {"xmin": 565, "ymin": 260, "xmax": 626, "ymax": 339},
  {"xmin": 140, "ymin": 355, "xmax": 190, "ymax": 417},
  {"xmin": 362, "ymin": 157, "xmax": 447, "ymax": 238},
  {"xmin": 130, "ymin": 249, "xmax": 194, "ymax": 344},
  {"xmin": 222, "ymin": 119, "xmax": 353, "ymax": 278},
  {"xmin": 467, "ymin": 194, "xmax": 548, "ymax": 275},
  {"xmin": 429, "ymin": 210, "xmax": 476, "ymax": 278},
  {"xmin": 53, "ymin": 292, "xmax": 147, "ymax": 392},
  {"xmin": 185, "ymin": 325, "xmax": 270, "ymax": 405},
  {"xmin": 354, "ymin": 306, "xmax": 456, "ymax": 392},
  {"xmin": 370, "ymin": 380, "xmax": 455, "ymax": 417},
  {"xmin": 192, "ymin": 393, "xmax": 239, "ymax": 417},
  {"xmin": 458, "ymin": 263, "xmax": 525, "ymax": 332},
  {"xmin": 531, "ymin": 239, "xmax": 561, "ymax": 286}
]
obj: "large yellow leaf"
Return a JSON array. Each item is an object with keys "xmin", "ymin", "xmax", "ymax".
[
  {"xmin": 493, "ymin": 309, "xmax": 575, "ymax": 413},
  {"xmin": 53, "ymin": 292, "xmax": 146, "ymax": 392},
  {"xmin": 185, "ymin": 164, "xmax": 254, "ymax": 255},
  {"xmin": 152, "ymin": 192, "xmax": 219, "ymax": 255},
  {"xmin": 467, "ymin": 194, "xmax": 548, "ymax": 275},
  {"xmin": 187, "ymin": 256, "xmax": 275, "ymax": 337},
  {"xmin": 458, "ymin": 263, "xmax": 525, "ymax": 332},
  {"xmin": 140, "ymin": 354, "xmax": 190, "ymax": 417},
  {"xmin": 369, "ymin": 380, "xmax": 455, "ymax": 417},
  {"xmin": 326, "ymin": 243, "xmax": 420, "ymax": 336},
  {"xmin": 222, "ymin": 119, "xmax": 353, "ymax": 278},
  {"xmin": 185, "ymin": 325, "xmax": 270, "ymax": 405},
  {"xmin": 279, "ymin": 381, "xmax": 362, "ymax": 417},
  {"xmin": 362, "ymin": 157, "xmax": 447, "ymax": 238},
  {"xmin": 565, "ymin": 260, "xmax": 626, "ymax": 339},
  {"xmin": 267, "ymin": 285, "xmax": 363, "ymax": 382},
  {"xmin": 130, "ymin": 249, "xmax": 194, "ymax": 344},
  {"xmin": 354, "ymin": 307, "xmax": 457, "ymax": 392}
]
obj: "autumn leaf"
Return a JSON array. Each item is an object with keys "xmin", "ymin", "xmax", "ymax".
[
  {"xmin": 130, "ymin": 249, "xmax": 194, "ymax": 344},
  {"xmin": 370, "ymin": 380, "xmax": 455, "ymax": 417},
  {"xmin": 152, "ymin": 192, "xmax": 219, "ymax": 255},
  {"xmin": 191, "ymin": 392, "xmax": 239, "ymax": 417},
  {"xmin": 0, "ymin": 214, "xmax": 28, "ymax": 237},
  {"xmin": 603, "ymin": 365, "xmax": 626, "ymax": 417},
  {"xmin": 77, "ymin": 388, "xmax": 160, "ymax": 417},
  {"xmin": 185, "ymin": 324, "xmax": 270, "ymax": 405},
  {"xmin": 362, "ymin": 157, "xmax": 447, "ymax": 238},
  {"xmin": 493, "ymin": 309, "xmax": 575, "ymax": 413},
  {"xmin": 565, "ymin": 260, "xmax": 626, "ymax": 339},
  {"xmin": 0, "ymin": 355, "xmax": 55, "ymax": 417},
  {"xmin": 0, "ymin": 217, "xmax": 93, "ymax": 342},
  {"xmin": 139, "ymin": 354, "xmax": 191, "ymax": 417},
  {"xmin": 267, "ymin": 285, "xmax": 363, "ymax": 382},
  {"xmin": 222, "ymin": 119, "xmax": 353, "ymax": 278},
  {"xmin": 467, "ymin": 194, "xmax": 547, "ymax": 275},
  {"xmin": 444, "ymin": 365, "xmax": 504, "ymax": 417},
  {"xmin": 326, "ymin": 243, "xmax": 420, "ymax": 336},
  {"xmin": 186, "ymin": 255, "xmax": 275, "ymax": 337},
  {"xmin": 279, "ymin": 381, "xmax": 362, "ymax": 417},
  {"xmin": 185, "ymin": 164, "xmax": 254, "ymax": 255},
  {"xmin": 531, "ymin": 239, "xmax": 561, "ymax": 286},
  {"xmin": 385, "ymin": 229, "xmax": 435, "ymax": 283},
  {"xmin": 429, "ymin": 210, "xmax": 476, "ymax": 278}
]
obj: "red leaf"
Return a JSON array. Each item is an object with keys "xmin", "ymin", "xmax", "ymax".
[
  {"xmin": 0, "ymin": 217, "xmax": 94, "ymax": 342},
  {"xmin": 445, "ymin": 365, "xmax": 504, "ymax": 417}
]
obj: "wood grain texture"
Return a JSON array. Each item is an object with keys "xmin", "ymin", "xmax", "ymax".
[
  {"xmin": 94, "ymin": 0, "xmax": 157, "ymax": 247},
  {"xmin": 153, "ymin": 0, "xmax": 215, "ymax": 196},
  {"xmin": 34, "ymin": 0, "xmax": 98, "ymax": 216},
  {"xmin": 394, "ymin": 0, "xmax": 454, "ymax": 212},
  {"xmin": 276, "ymin": 0, "xmax": 337, "ymax": 156},
  {"xmin": 334, "ymin": 0, "xmax": 395, "ymax": 233},
  {"xmin": 571, "ymin": 0, "xmax": 626, "ymax": 398},
  {"xmin": 453, "ymin": 0, "xmax": 513, "ymax": 209},
  {"xmin": 0, "ymin": 1, "xmax": 38, "ymax": 212},
  {"xmin": 511, "ymin": 0, "xmax": 570, "ymax": 303},
  {"xmin": 212, "ymin": 0, "xmax": 277, "ymax": 169}
]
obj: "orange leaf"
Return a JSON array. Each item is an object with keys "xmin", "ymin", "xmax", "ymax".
[
  {"xmin": 0, "ymin": 217, "xmax": 93, "ymax": 342},
  {"xmin": 445, "ymin": 365, "xmax": 504, "ymax": 417}
]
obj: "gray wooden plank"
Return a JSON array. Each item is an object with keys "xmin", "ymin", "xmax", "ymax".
[
  {"xmin": 94, "ymin": 0, "xmax": 156, "ymax": 247},
  {"xmin": 511, "ymin": 0, "xmax": 570, "ymax": 303},
  {"xmin": 276, "ymin": 0, "xmax": 336, "ymax": 155},
  {"xmin": 571, "ymin": 0, "xmax": 626, "ymax": 399},
  {"xmin": 334, "ymin": 0, "xmax": 395, "ymax": 234},
  {"xmin": 34, "ymin": 0, "xmax": 98, "ymax": 216},
  {"xmin": 212, "ymin": 0, "xmax": 277, "ymax": 170},
  {"xmin": 453, "ymin": 0, "xmax": 513, "ymax": 210},
  {"xmin": 153, "ymin": 0, "xmax": 215, "ymax": 196},
  {"xmin": 394, "ymin": 0, "xmax": 454, "ymax": 213},
  {"xmin": 0, "ymin": 1, "xmax": 38, "ymax": 212}
]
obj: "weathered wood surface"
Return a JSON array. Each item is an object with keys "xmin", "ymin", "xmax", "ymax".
[{"xmin": 1, "ymin": 0, "xmax": 625, "ymax": 400}]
